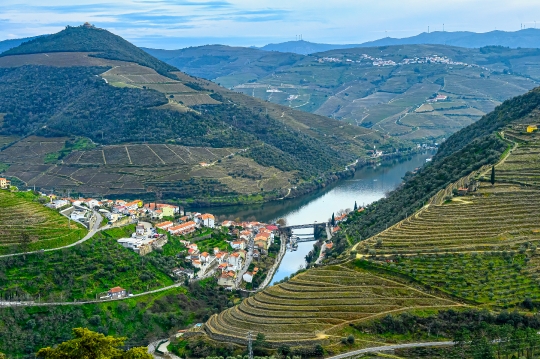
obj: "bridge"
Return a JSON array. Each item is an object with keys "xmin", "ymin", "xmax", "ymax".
[
  {"xmin": 280, "ymin": 222, "xmax": 328, "ymax": 230},
  {"xmin": 279, "ymin": 222, "xmax": 329, "ymax": 243}
]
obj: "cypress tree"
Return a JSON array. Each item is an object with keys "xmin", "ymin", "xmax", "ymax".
[
  {"xmin": 491, "ymin": 166, "xmax": 495, "ymax": 185},
  {"xmin": 331, "ymin": 212, "xmax": 335, "ymax": 226},
  {"xmin": 354, "ymin": 201, "xmax": 358, "ymax": 211}
]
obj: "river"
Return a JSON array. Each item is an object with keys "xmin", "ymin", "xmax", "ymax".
[{"xmin": 194, "ymin": 151, "xmax": 434, "ymax": 285}]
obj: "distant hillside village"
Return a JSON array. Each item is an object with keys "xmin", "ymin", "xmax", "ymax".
[
  {"xmin": 37, "ymin": 194, "xmax": 281, "ymax": 292},
  {"xmin": 319, "ymin": 53, "xmax": 491, "ymax": 71}
]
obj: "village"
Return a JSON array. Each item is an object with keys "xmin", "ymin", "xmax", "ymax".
[
  {"xmin": 36, "ymin": 194, "xmax": 283, "ymax": 297},
  {"xmin": 319, "ymin": 53, "xmax": 491, "ymax": 71}
]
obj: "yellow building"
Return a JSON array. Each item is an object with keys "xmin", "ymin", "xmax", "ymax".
[
  {"xmin": 527, "ymin": 125, "xmax": 538, "ymax": 133},
  {"xmin": 0, "ymin": 178, "xmax": 10, "ymax": 189}
]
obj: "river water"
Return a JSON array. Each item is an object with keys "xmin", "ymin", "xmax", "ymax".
[{"xmin": 195, "ymin": 151, "xmax": 434, "ymax": 285}]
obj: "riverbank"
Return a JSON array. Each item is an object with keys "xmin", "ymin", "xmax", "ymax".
[{"xmin": 171, "ymin": 149, "xmax": 430, "ymax": 210}]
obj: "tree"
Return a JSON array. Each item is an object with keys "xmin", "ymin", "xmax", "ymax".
[
  {"xmin": 20, "ymin": 231, "xmax": 31, "ymax": 252},
  {"xmin": 36, "ymin": 328, "xmax": 152, "ymax": 359},
  {"xmin": 331, "ymin": 212, "xmax": 335, "ymax": 226},
  {"xmin": 491, "ymin": 165, "xmax": 495, "ymax": 185},
  {"xmin": 354, "ymin": 201, "xmax": 358, "ymax": 211},
  {"xmin": 471, "ymin": 335, "xmax": 495, "ymax": 359},
  {"xmin": 0, "ymin": 352, "xmax": 6, "ymax": 359},
  {"xmin": 276, "ymin": 218, "xmax": 287, "ymax": 227}
]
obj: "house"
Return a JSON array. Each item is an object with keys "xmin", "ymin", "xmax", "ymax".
[
  {"xmin": 47, "ymin": 199, "xmax": 69, "ymax": 209},
  {"xmin": 213, "ymin": 247, "xmax": 220, "ymax": 255},
  {"xmin": 168, "ymin": 221, "xmax": 197, "ymax": 235},
  {"xmin": 457, "ymin": 187, "xmax": 468, "ymax": 196},
  {"xmin": 216, "ymin": 252, "xmax": 229, "ymax": 264},
  {"xmin": 106, "ymin": 213, "xmax": 120, "ymax": 223},
  {"xmin": 70, "ymin": 210, "xmax": 88, "ymax": 221},
  {"xmin": 325, "ymin": 242, "xmax": 334, "ymax": 250},
  {"xmin": 158, "ymin": 204, "xmax": 180, "ymax": 216},
  {"xmin": 84, "ymin": 199, "xmax": 101, "ymax": 209},
  {"xmin": 231, "ymin": 240, "xmax": 246, "ymax": 250},
  {"xmin": 125, "ymin": 200, "xmax": 142, "ymax": 210},
  {"xmin": 222, "ymin": 220, "xmax": 235, "ymax": 227},
  {"xmin": 192, "ymin": 260, "xmax": 202, "ymax": 269},
  {"xmin": 254, "ymin": 232, "xmax": 272, "ymax": 249},
  {"xmin": 199, "ymin": 214, "xmax": 215, "ymax": 228},
  {"xmin": 218, "ymin": 271, "xmax": 236, "ymax": 287},
  {"xmin": 200, "ymin": 252, "xmax": 211, "ymax": 263},
  {"xmin": 239, "ymin": 230, "xmax": 252, "ymax": 240},
  {"xmin": 227, "ymin": 252, "xmax": 243, "ymax": 271},
  {"xmin": 172, "ymin": 267, "xmax": 194, "ymax": 279},
  {"xmin": 0, "ymin": 178, "xmax": 10, "ymax": 189},
  {"xmin": 335, "ymin": 214, "xmax": 347, "ymax": 224},
  {"xmin": 243, "ymin": 272, "xmax": 254, "ymax": 283},
  {"xmin": 527, "ymin": 125, "xmax": 538, "ymax": 133},
  {"xmin": 108, "ymin": 287, "xmax": 127, "ymax": 299},
  {"xmin": 135, "ymin": 224, "xmax": 145, "ymax": 236},
  {"xmin": 156, "ymin": 221, "xmax": 174, "ymax": 230},
  {"xmin": 253, "ymin": 249, "xmax": 261, "ymax": 260}
]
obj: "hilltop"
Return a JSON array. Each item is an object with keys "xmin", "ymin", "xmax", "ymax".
[{"xmin": 0, "ymin": 24, "xmax": 389, "ymax": 205}]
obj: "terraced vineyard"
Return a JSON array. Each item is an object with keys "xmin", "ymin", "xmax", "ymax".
[
  {"xmin": 356, "ymin": 185, "xmax": 540, "ymax": 255},
  {"xmin": 205, "ymin": 265, "xmax": 459, "ymax": 345},
  {"xmin": 0, "ymin": 191, "xmax": 86, "ymax": 254}
]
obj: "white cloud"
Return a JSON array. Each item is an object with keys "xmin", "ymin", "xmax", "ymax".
[{"xmin": 0, "ymin": 0, "xmax": 539, "ymax": 47}]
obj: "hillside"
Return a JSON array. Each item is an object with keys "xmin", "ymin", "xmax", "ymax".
[
  {"xmin": 254, "ymin": 29, "xmax": 540, "ymax": 55},
  {"xmin": 199, "ymin": 85, "xmax": 540, "ymax": 353},
  {"xmin": 0, "ymin": 24, "xmax": 389, "ymax": 204},
  {"xmin": 1, "ymin": 25, "xmax": 175, "ymax": 75},
  {"xmin": 0, "ymin": 36, "xmax": 40, "ymax": 54},
  {"xmin": 148, "ymin": 43, "xmax": 540, "ymax": 144},
  {"xmin": 0, "ymin": 190, "xmax": 87, "ymax": 254}
]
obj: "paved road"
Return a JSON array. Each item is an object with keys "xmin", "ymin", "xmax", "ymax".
[
  {"xmin": 326, "ymin": 341, "xmax": 454, "ymax": 359},
  {"xmin": 0, "ymin": 280, "xmax": 186, "ymax": 307},
  {"xmin": 0, "ymin": 210, "xmax": 104, "ymax": 259},
  {"xmin": 258, "ymin": 233, "xmax": 287, "ymax": 289},
  {"xmin": 235, "ymin": 238, "xmax": 254, "ymax": 288}
]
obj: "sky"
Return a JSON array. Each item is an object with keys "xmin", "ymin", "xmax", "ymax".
[{"xmin": 1, "ymin": 0, "xmax": 540, "ymax": 49}]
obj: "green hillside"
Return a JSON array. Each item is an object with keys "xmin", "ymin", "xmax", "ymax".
[
  {"xmin": 0, "ymin": 190, "xmax": 87, "ymax": 254},
  {"xmin": 0, "ymin": 24, "xmax": 392, "ymax": 203},
  {"xmin": 199, "ymin": 85, "xmax": 540, "ymax": 353},
  {"xmin": 149, "ymin": 44, "xmax": 540, "ymax": 144}
]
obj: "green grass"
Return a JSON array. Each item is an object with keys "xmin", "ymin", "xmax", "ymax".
[
  {"xmin": 0, "ymin": 225, "xmax": 178, "ymax": 301},
  {"xmin": 0, "ymin": 277, "xmax": 238, "ymax": 358},
  {"xmin": 204, "ymin": 265, "xmax": 458, "ymax": 344},
  {"xmin": 365, "ymin": 252, "xmax": 540, "ymax": 307},
  {"xmin": 0, "ymin": 190, "xmax": 87, "ymax": 254}
]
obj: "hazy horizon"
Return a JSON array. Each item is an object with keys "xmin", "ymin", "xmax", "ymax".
[{"xmin": 2, "ymin": 0, "xmax": 540, "ymax": 49}]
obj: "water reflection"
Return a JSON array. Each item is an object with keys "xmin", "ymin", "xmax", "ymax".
[{"xmin": 193, "ymin": 151, "xmax": 434, "ymax": 285}]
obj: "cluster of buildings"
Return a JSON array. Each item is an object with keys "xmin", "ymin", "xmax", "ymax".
[
  {"xmin": 168, "ymin": 219, "xmax": 278, "ymax": 288},
  {"xmin": 319, "ymin": 53, "xmax": 483, "ymax": 69},
  {"xmin": 117, "ymin": 222, "xmax": 167, "ymax": 256}
]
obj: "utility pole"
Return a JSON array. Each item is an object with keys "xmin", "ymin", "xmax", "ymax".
[{"xmin": 247, "ymin": 331, "xmax": 253, "ymax": 359}]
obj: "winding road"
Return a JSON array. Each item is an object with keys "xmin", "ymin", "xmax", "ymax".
[{"xmin": 326, "ymin": 341, "xmax": 454, "ymax": 359}]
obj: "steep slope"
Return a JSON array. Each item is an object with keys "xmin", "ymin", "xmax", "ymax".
[
  {"xmin": 0, "ymin": 36, "xmax": 40, "ymax": 54},
  {"xmin": 0, "ymin": 24, "xmax": 386, "ymax": 204},
  {"xmin": 1, "ymin": 25, "xmax": 175, "ymax": 75},
  {"xmin": 150, "ymin": 43, "xmax": 539, "ymax": 144}
]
